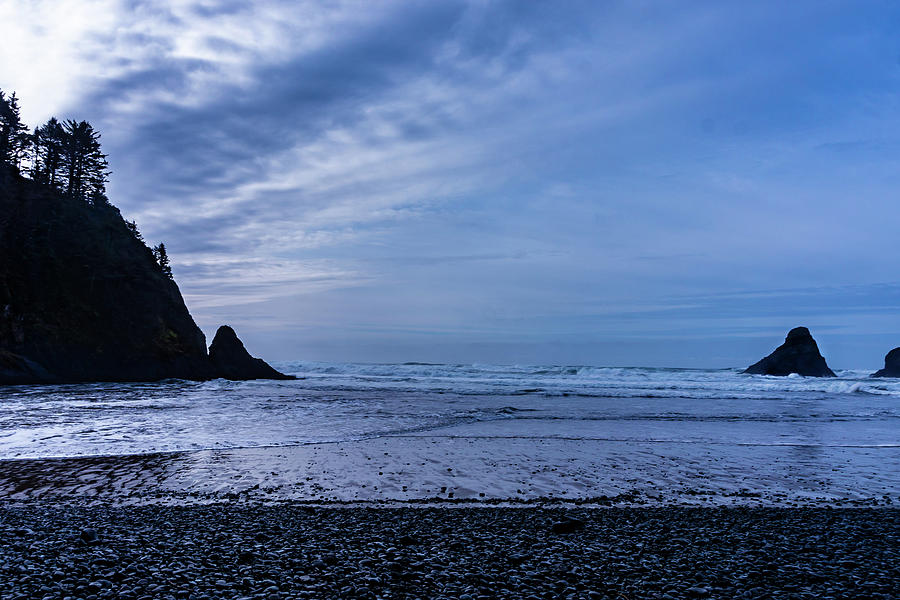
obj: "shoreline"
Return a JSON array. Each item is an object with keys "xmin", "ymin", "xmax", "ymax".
[{"xmin": 2, "ymin": 434, "xmax": 898, "ymax": 508}]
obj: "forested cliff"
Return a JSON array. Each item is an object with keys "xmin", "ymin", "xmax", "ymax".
[
  {"xmin": 0, "ymin": 164, "xmax": 215, "ymax": 383},
  {"xmin": 0, "ymin": 88, "xmax": 291, "ymax": 384}
]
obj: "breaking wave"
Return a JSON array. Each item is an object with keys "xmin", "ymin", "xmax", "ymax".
[{"xmin": 1, "ymin": 362, "xmax": 899, "ymax": 459}]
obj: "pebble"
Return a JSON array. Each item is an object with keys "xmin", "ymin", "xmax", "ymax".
[
  {"xmin": 550, "ymin": 518, "xmax": 585, "ymax": 534},
  {"xmin": 0, "ymin": 504, "xmax": 896, "ymax": 599},
  {"xmin": 80, "ymin": 528, "xmax": 100, "ymax": 545}
]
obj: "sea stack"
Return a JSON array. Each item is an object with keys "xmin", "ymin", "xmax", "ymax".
[
  {"xmin": 872, "ymin": 348, "xmax": 900, "ymax": 378},
  {"xmin": 209, "ymin": 325, "xmax": 295, "ymax": 381},
  {"xmin": 744, "ymin": 327, "xmax": 836, "ymax": 377}
]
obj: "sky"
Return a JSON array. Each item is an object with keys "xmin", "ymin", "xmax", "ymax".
[{"xmin": 2, "ymin": 0, "xmax": 900, "ymax": 368}]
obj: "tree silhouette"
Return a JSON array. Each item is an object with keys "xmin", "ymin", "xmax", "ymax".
[
  {"xmin": 60, "ymin": 119, "xmax": 109, "ymax": 203},
  {"xmin": 1, "ymin": 86, "xmax": 173, "ymax": 285},
  {"xmin": 153, "ymin": 243, "xmax": 173, "ymax": 280},
  {"xmin": 125, "ymin": 220, "xmax": 144, "ymax": 242},
  {"xmin": 30, "ymin": 117, "xmax": 65, "ymax": 187},
  {"xmin": 2, "ymin": 89, "xmax": 111, "ymax": 204},
  {"xmin": 0, "ymin": 90, "xmax": 29, "ymax": 169}
]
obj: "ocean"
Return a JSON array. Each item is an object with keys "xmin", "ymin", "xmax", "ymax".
[{"xmin": 1, "ymin": 363, "xmax": 898, "ymax": 460}]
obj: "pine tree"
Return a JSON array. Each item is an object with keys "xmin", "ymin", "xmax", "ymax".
[
  {"xmin": 153, "ymin": 243, "xmax": 173, "ymax": 280},
  {"xmin": 2, "ymin": 91, "xmax": 111, "ymax": 203},
  {"xmin": 125, "ymin": 220, "xmax": 144, "ymax": 242},
  {"xmin": 30, "ymin": 117, "xmax": 65, "ymax": 187},
  {"xmin": 0, "ymin": 90, "xmax": 30, "ymax": 169},
  {"xmin": 60, "ymin": 120, "xmax": 109, "ymax": 202}
]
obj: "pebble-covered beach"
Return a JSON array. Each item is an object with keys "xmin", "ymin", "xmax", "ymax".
[
  {"xmin": 1, "ymin": 504, "xmax": 897, "ymax": 600},
  {"xmin": 3, "ymin": 367, "xmax": 900, "ymax": 599}
]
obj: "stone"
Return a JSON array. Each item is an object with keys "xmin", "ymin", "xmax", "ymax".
[
  {"xmin": 80, "ymin": 529, "xmax": 100, "ymax": 545},
  {"xmin": 0, "ymin": 350, "xmax": 54, "ymax": 385},
  {"xmin": 744, "ymin": 327, "xmax": 836, "ymax": 377},
  {"xmin": 550, "ymin": 518, "xmax": 585, "ymax": 534},
  {"xmin": 208, "ymin": 326, "xmax": 295, "ymax": 381},
  {"xmin": 871, "ymin": 348, "xmax": 900, "ymax": 378}
]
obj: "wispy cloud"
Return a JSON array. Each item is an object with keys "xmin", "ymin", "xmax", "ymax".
[{"xmin": 3, "ymin": 0, "xmax": 900, "ymax": 365}]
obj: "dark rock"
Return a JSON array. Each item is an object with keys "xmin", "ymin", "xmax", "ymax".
[
  {"xmin": 0, "ymin": 165, "xmax": 294, "ymax": 385},
  {"xmin": 208, "ymin": 326, "xmax": 295, "ymax": 381},
  {"xmin": 0, "ymin": 164, "xmax": 215, "ymax": 384},
  {"xmin": 872, "ymin": 348, "xmax": 900, "ymax": 378},
  {"xmin": 80, "ymin": 529, "xmax": 100, "ymax": 545},
  {"xmin": 550, "ymin": 518, "xmax": 585, "ymax": 534},
  {"xmin": 0, "ymin": 350, "xmax": 54, "ymax": 384},
  {"xmin": 744, "ymin": 327, "xmax": 836, "ymax": 377}
]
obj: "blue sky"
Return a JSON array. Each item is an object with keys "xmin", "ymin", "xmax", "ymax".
[{"xmin": 3, "ymin": 0, "xmax": 900, "ymax": 368}]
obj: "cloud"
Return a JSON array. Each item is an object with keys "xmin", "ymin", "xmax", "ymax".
[
  {"xmin": 0, "ymin": 0, "xmax": 122, "ymax": 121},
  {"xmin": 3, "ymin": 0, "xmax": 900, "ymax": 365}
]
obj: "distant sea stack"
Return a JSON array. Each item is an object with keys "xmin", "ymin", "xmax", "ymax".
[
  {"xmin": 744, "ymin": 327, "xmax": 836, "ymax": 377},
  {"xmin": 209, "ymin": 325, "xmax": 295, "ymax": 381},
  {"xmin": 872, "ymin": 348, "xmax": 900, "ymax": 378},
  {"xmin": 0, "ymin": 164, "xmax": 291, "ymax": 384}
]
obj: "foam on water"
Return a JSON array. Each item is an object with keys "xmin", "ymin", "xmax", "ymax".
[{"xmin": 0, "ymin": 363, "xmax": 898, "ymax": 459}]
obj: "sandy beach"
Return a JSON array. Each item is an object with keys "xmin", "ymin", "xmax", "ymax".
[{"xmin": 1, "ymin": 425, "xmax": 898, "ymax": 507}]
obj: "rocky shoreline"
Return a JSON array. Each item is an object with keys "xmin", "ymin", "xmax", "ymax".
[{"xmin": 1, "ymin": 503, "xmax": 897, "ymax": 600}]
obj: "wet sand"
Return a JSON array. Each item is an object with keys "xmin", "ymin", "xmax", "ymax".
[
  {"xmin": 1, "ymin": 433, "xmax": 897, "ymax": 506},
  {"xmin": 3, "ymin": 428, "xmax": 899, "ymax": 598}
]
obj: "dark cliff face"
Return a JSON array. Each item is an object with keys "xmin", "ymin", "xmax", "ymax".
[
  {"xmin": 744, "ymin": 327, "xmax": 836, "ymax": 377},
  {"xmin": 0, "ymin": 165, "xmax": 214, "ymax": 383},
  {"xmin": 872, "ymin": 348, "xmax": 900, "ymax": 378}
]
